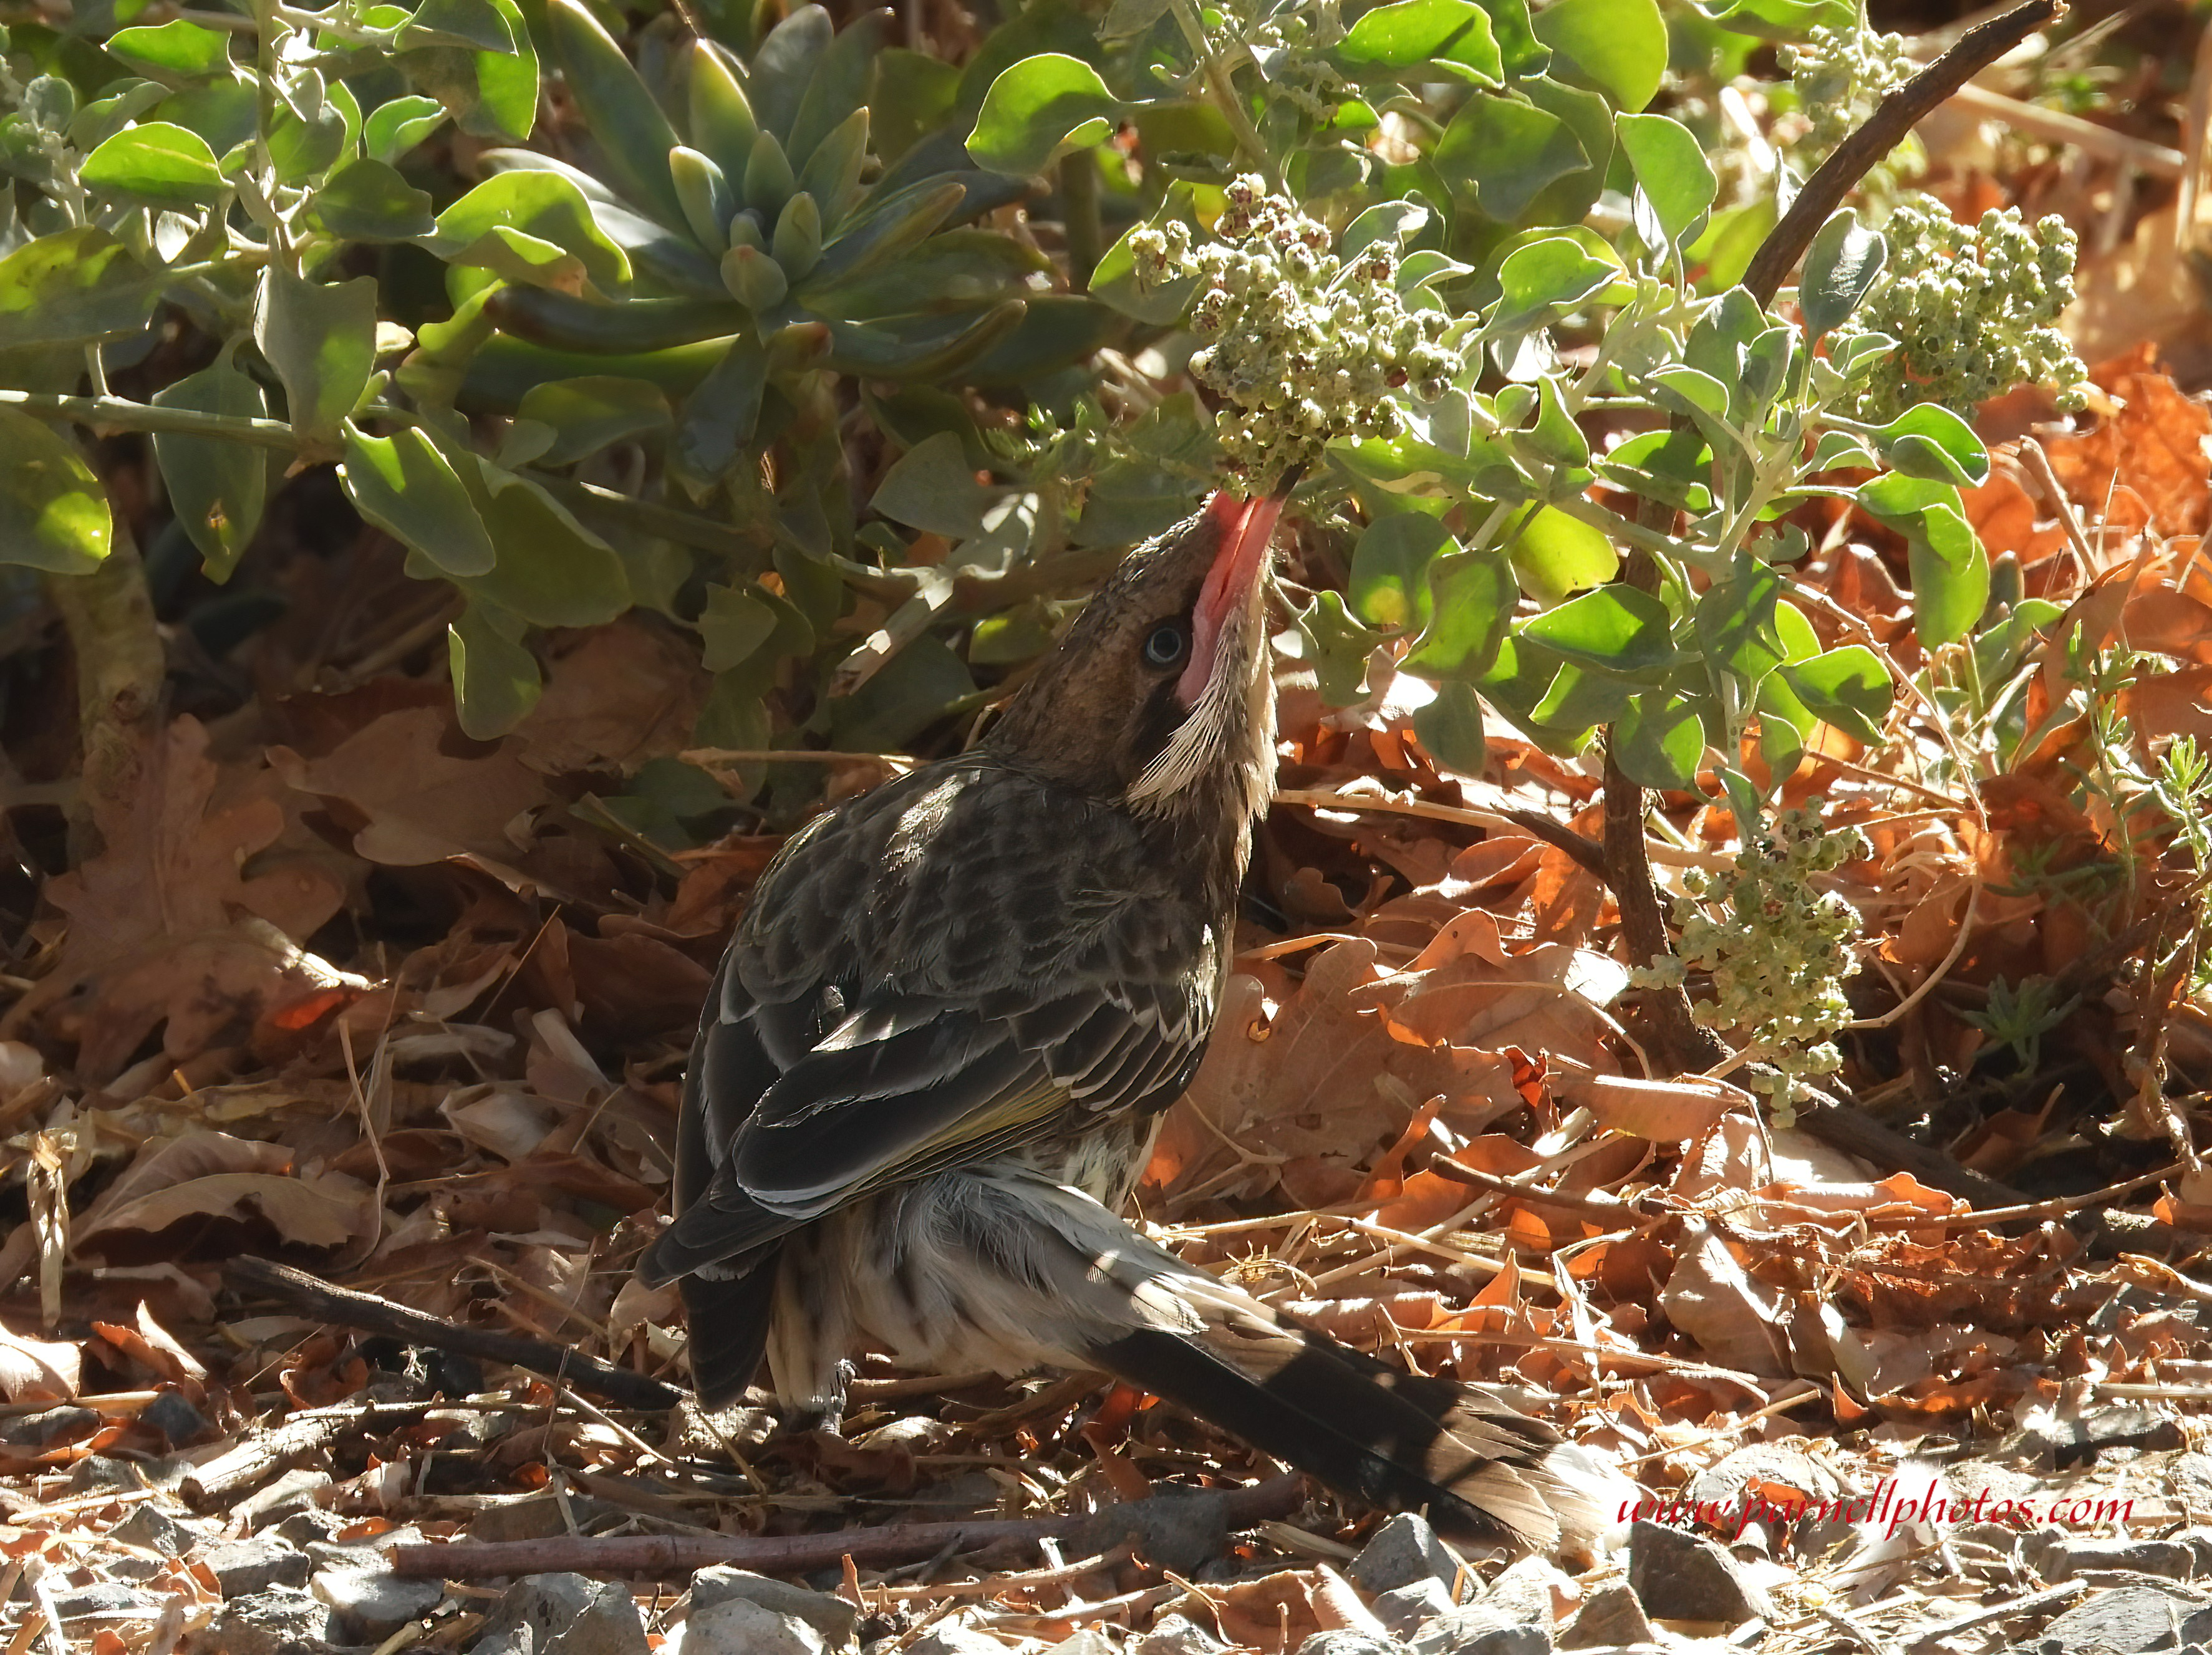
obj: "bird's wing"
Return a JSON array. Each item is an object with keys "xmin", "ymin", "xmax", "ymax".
[{"xmin": 641, "ymin": 762, "xmax": 1218, "ymax": 1287}]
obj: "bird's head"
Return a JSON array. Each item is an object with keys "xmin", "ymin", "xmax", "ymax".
[{"xmin": 987, "ymin": 476, "xmax": 1293, "ymax": 834}]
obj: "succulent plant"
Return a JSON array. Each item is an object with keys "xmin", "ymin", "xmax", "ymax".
[{"xmin": 403, "ymin": 1, "xmax": 1048, "ymax": 488}]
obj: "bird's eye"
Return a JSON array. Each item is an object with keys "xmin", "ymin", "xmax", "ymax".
[{"xmin": 1142, "ymin": 622, "xmax": 1189, "ymax": 668}]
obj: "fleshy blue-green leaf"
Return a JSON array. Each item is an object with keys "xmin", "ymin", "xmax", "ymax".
[
  {"xmin": 1779, "ymin": 645, "xmax": 1892, "ymax": 743},
  {"xmin": 1336, "ymin": 0, "xmax": 1502, "ymax": 83},
  {"xmin": 1616, "ymin": 689, "xmax": 1706, "ymax": 789},
  {"xmin": 1519, "ymin": 584, "xmax": 1673, "ymax": 672},
  {"xmin": 1404, "ymin": 546, "xmax": 1515, "ymax": 677},
  {"xmin": 1798, "ymin": 208, "xmax": 1886, "ymax": 338},
  {"xmin": 0, "ymin": 227, "xmax": 164, "ymax": 349},
  {"xmin": 1872, "ymin": 403, "xmax": 1989, "ymax": 486},
  {"xmin": 107, "ymin": 19, "xmax": 232, "ymax": 79},
  {"xmin": 1350, "ymin": 512, "xmax": 1452, "ymax": 630},
  {"xmin": 1509, "ymin": 503, "xmax": 1616, "ymax": 602},
  {"xmin": 312, "ymin": 157, "xmax": 438, "ymax": 239},
  {"xmin": 364, "ymin": 94, "xmax": 448, "ymax": 163},
  {"xmin": 1414, "ymin": 679, "xmax": 1488, "ymax": 773},
  {"xmin": 428, "ymin": 170, "xmax": 632, "ymax": 296},
  {"xmin": 1434, "ymin": 93, "xmax": 1588, "ymax": 223},
  {"xmin": 449, "ymin": 603, "xmax": 543, "ymax": 738}
]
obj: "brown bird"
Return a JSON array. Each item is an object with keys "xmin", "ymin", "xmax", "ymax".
[{"xmin": 640, "ymin": 479, "xmax": 1611, "ymax": 1551}]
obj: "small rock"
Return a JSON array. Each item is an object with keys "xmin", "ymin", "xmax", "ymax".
[
  {"xmin": 908, "ymin": 1611, "xmax": 1021, "ymax": 1655},
  {"xmin": 1348, "ymin": 1514, "xmax": 1467, "ymax": 1598},
  {"xmin": 314, "ymin": 1566, "xmax": 444, "ymax": 1637},
  {"xmin": 1558, "ymin": 1584, "xmax": 1652, "ymax": 1649},
  {"xmin": 472, "ymin": 1571, "xmax": 649, "ymax": 1655},
  {"xmin": 140, "ymin": 1390, "xmax": 213, "ymax": 1447},
  {"xmin": 64, "ymin": 1455, "xmax": 137, "ymax": 1493},
  {"xmin": 307, "ymin": 1525, "xmax": 428, "ymax": 1571},
  {"xmin": 679, "ymin": 1596, "xmax": 824, "ymax": 1655},
  {"xmin": 110, "ymin": 1503, "xmax": 196, "ymax": 1557},
  {"xmin": 1408, "ymin": 1623, "xmax": 1547, "ymax": 1655},
  {"xmin": 1133, "ymin": 1613, "xmax": 1230, "ymax": 1655},
  {"xmin": 2033, "ymin": 1582, "xmax": 2212, "ymax": 1655},
  {"xmin": 1044, "ymin": 1632, "xmax": 1118, "ymax": 1655},
  {"xmin": 182, "ymin": 1584, "xmax": 340, "ymax": 1654},
  {"xmin": 1408, "ymin": 1556, "xmax": 1566, "ymax": 1655},
  {"xmin": 195, "ymin": 1534, "xmax": 313, "ymax": 1597},
  {"xmin": 691, "ymin": 1566, "xmax": 859, "ymax": 1646},
  {"xmin": 1295, "ymin": 1634, "xmax": 1406, "ymax": 1655},
  {"xmin": 234, "ymin": 1467, "xmax": 334, "ymax": 1528},
  {"xmin": 1625, "ymin": 1522, "xmax": 1771, "ymax": 1626},
  {"xmin": 1373, "ymin": 1579, "xmax": 1455, "ymax": 1638},
  {"xmin": 2029, "ymin": 1536, "xmax": 2200, "ymax": 1583},
  {"xmin": 2, "ymin": 1406, "xmax": 98, "ymax": 1449},
  {"xmin": 274, "ymin": 1508, "xmax": 350, "ymax": 1550},
  {"xmin": 51, "ymin": 1581, "xmax": 155, "ymax": 1619}
]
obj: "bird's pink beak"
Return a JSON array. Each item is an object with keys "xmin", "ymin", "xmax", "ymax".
[{"xmin": 1178, "ymin": 485, "xmax": 1289, "ymax": 708}]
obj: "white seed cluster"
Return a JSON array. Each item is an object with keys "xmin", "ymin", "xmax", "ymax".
[
  {"xmin": 1127, "ymin": 178, "xmax": 1462, "ymax": 481},
  {"xmin": 1777, "ymin": 24, "xmax": 1918, "ymax": 157},
  {"xmin": 1853, "ymin": 195, "xmax": 2089, "ymax": 422},
  {"xmin": 1633, "ymin": 806, "xmax": 1868, "ymax": 1124},
  {"xmin": 1221, "ymin": 0, "xmax": 1350, "ymax": 121}
]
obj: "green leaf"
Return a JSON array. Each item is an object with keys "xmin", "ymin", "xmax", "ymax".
[
  {"xmin": 312, "ymin": 157, "xmax": 437, "ymax": 239},
  {"xmin": 255, "ymin": 269, "xmax": 377, "ymax": 443},
  {"xmin": 1684, "ymin": 198, "xmax": 1774, "ymax": 293},
  {"xmin": 1090, "ymin": 185, "xmax": 1201, "ymax": 324},
  {"xmin": 1780, "ymin": 645, "xmax": 1892, "ymax": 743},
  {"xmin": 1350, "ymin": 512, "xmax": 1452, "ymax": 630},
  {"xmin": 400, "ymin": 0, "xmax": 519, "ymax": 54},
  {"xmin": 1693, "ymin": 556, "xmax": 1786, "ymax": 680},
  {"xmin": 151, "ymin": 357, "xmax": 269, "ymax": 582},
  {"xmin": 786, "ymin": 7, "xmax": 887, "ymax": 171},
  {"xmin": 1615, "ymin": 112, "xmax": 1716, "ymax": 243},
  {"xmin": 687, "ymin": 42, "xmax": 760, "ymax": 181},
  {"xmin": 872, "ymin": 430, "xmax": 1002, "ymax": 538},
  {"xmin": 1508, "ymin": 503, "xmax": 1616, "ymax": 602},
  {"xmin": 449, "ymin": 603, "xmax": 542, "ymax": 738},
  {"xmin": 1303, "ymin": 589, "xmax": 1391, "ymax": 703},
  {"xmin": 507, "ymin": 375, "xmax": 672, "ymax": 466},
  {"xmin": 1404, "ymin": 547, "xmax": 1515, "ymax": 679},
  {"xmin": 1336, "ymin": 0, "xmax": 1502, "ymax": 83},
  {"xmin": 967, "ymin": 53, "xmax": 1118, "ymax": 176},
  {"xmin": 750, "ymin": 5, "xmax": 835, "ymax": 145},
  {"xmin": 1532, "ymin": 0, "xmax": 1664, "ymax": 109},
  {"xmin": 1489, "ymin": 236, "xmax": 1615, "ymax": 334},
  {"xmin": 0, "ymin": 410, "xmax": 110, "ymax": 575},
  {"xmin": 1615, "ymin": 690, "xmax": 1705, "ymax": 789},
  {"xmin": 429, "ymin": 170, "xmax": 632, "ymax": 296},
  {"xmin": 1809, "ymin": 428, "xmax": 1879, "ymax": 471},
  {"xmin": 80, "ymin": 120, "xmax": 226, "ymax": 208},
  {"xmin": 544, "ymin": 0, "xmax": 683, "ymax": 225},
  {"xmin": 1696, "ymin": 0, "xmax": 1855, "ymax": 38},
  {"xmin": 1519, "ymin": 584, "xmax": 1673, "ymax": 672},
  {"xmin": 1798, "ymin": 208, "xmax": 1885, "ymax": 338},
  {"xmin": 397, "ymin": 0, "xmax": 538, "ymax": 144},
  {"xmin": 364, "ymin": 93, "xmax": 448, "ymax": 163},
  {"xmin": 1414, "ymin": 679, "xmax": 1488, "ymax": 774},
  {"xmin": 1434, "ymin": 92, "xmax": 1589, "ymax": 223},
  {"xmin": 107, "ymin": 19, "xmax": 231, "ymax": 78},
  {"xmin": 699, "ymin": 582, "xmax": 781, "ymax": 672},
  {"xmin": 0, "ymin": 226, "xmax": 163, "ymax": 349},
  {"xmin": 1872, "ymin": 403, "xmax": 1989, "ymax": 486},
  {"xmin": 1857, "ymin": 474, "xmax": 1988, "ymax": 647},
  {"xmin": 454, "ymin": 463, "xmax": 631, "ymax": 626},
  {"xmin": 340, "ymin": 425, "xmax": 498, "ymax": 575}
]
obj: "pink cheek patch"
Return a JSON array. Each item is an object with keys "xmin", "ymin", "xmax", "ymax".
[{"xmin": 1177, "ymin": 491, "xmax": 1285, "ymax": 708}]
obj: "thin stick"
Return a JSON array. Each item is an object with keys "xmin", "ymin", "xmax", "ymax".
[
  {"xmin": 1741, "ymin": 0, "xmax": 2065, "ymax": 306},
  {"xmin": 395, "ymin": 1475, "xmax": 1305, "ymax": 1580},
  {"xmin": 228, "ymin": 1257, "xmax": 681, "ymax": 1412}
]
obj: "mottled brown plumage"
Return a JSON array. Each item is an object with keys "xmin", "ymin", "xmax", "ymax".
[{"xmin": 641, "ymin": 481, "xmax": 1618, "ymax": 1551}]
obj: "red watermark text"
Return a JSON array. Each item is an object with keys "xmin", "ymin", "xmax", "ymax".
[{"xmin": 1620, "ymin": 1479, "xmax": 2135, "ymax": 1543}]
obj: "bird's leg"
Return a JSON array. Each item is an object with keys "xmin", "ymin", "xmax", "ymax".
[{"xmin": 789, "ymin": 1357, "xmax": 858, "ymax": 1437}]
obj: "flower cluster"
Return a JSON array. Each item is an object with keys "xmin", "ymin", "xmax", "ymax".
[
  {"xmin": 1215, "ymin": 0, "xmax": 1350, "ymax": 121},
  {"xmin": 1127, "ymin": 179, "xmax": 1462, "ymax": 481},
  {"xmin": 1778, "ymin": 24, "xmax": 1919, "ymax": 158},
  {"xmin": 1634, "ymin": 805, "xmax": 1868, "ymax": 1124},
  {"xmin": 1852, "ymin": 195, "xmax": 2089, "ymax": 422}
]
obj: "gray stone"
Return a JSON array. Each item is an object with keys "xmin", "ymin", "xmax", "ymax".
[
  {"xmin": 1295, "ymin": 1634, "xmax": 1406, "ymax": 1655},
  {"xmin": 908, "ymin": 1611, "xmax": 1022, "ymax": 1655},
  {"xmin": 1133, "ymin": 1614, "xmax": 1230, "ymax": 1655},
  {"xmin": 197, "ymin": 1533, "xmax": 314, "ymax": 1596},
  {"xmin": 306, "ymin": 1525, "xmax": 428, "ymax": 1571},
  {"xmin": 51, "ymin": 1580, "xmax": 155, "ymax": 1619},
  {"xmin": 2, "ymin": 1406, "xmax": 97, "ymax": 1448},
  {"xmin": 110, "ymin": 1502, "xmax": 196, "ymax": 1557},
  {"xmin": 313, "ymin": 1566, "xmax": 444, "ymax": 1637},
  {"xmin": 273, "ymin": 1507, "xmax": 349, "ymax": 1550},
  {"xmin": 65, "ymin": 1454, "xmax": 137, "ymax": 1493},
  {"xmin": 2034, "ymin": 1583, "xmax": 2212, "ymax": 1654},
  {"xmin": 1373, "ymin": 1579, "xmax": 1456, "ymax": 1638},
  {"xmin": 181, "ymin": 1584, "xmax": 342, "ymax": 1654},
  {"xmin": 680, "ymin": 1596, "xmax": 825, "ymax": 1655},
  {"xmin": 1045, "ymin": 1633, "xmax": 1119, "ymax": 1655},
  {"xmin": 1408, "ymin": 1559, "xmax": 1564, "ymax": 1655},
  {"xmin": 141, "ymin": 1389, "xmax": 213, "ymax": 1447},
  {"xmin": 1558, "ymin": 1585, "xmax": 1651, "ymax": 1650},
  {"xmin": 472, "ymin": 1572, "xmax": 649, "ymax": 1655},
  {"xmin": 1348, "ymin": 1514, "xmax": 1466, "ymax": 1598},
  {"xmin": 1625, "ymin": 1521, "xmax": 1770, "ymax": 1626},
  {"xmin": 2028, "ymin": 1536, "xmax": 2201, "ymax": 1583},
  {"xmin": 692, "ymin": 1565, "xmax": 860, "ymax": 1646},
  {"xmin": 234, "ymin": 1467, "xmax": 334, "ymax": 1527}
]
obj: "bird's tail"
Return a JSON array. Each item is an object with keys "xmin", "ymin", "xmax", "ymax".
[
  {"xmin": 922, "ymin": 1170, "xmax": 1626, "ymax": 1555},
  {"xmin": 1084, "ymin": 1296, "xmax": 1611, "ymax": 1553}
]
